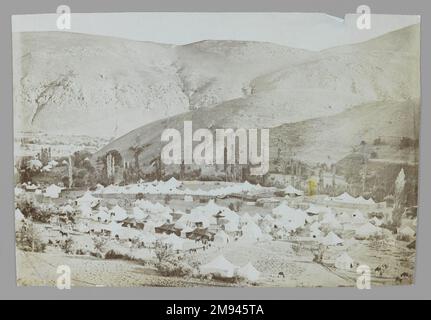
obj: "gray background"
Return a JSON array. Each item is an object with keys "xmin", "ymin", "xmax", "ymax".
[{"xmin": 0, "ymin": 0, "xmax": 429, "ymax": 300}]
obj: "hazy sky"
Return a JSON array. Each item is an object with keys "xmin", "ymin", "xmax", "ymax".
[{"xmin": 12, "ymin": 12, "xmax": 420, "ymax": 51}]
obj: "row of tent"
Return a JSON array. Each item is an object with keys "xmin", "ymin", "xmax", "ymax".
[{"xmin": 93, "ymin": 178, "xmax": 272, "ymax": 197}]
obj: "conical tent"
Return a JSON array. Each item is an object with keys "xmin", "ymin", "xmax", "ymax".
[
  {"xmin": 398, "ymin": 226, "xmax": 415, "ymax": 238},
  {"xmin": 214, "ymin": 230, "xmax": 230, "ymax": 245},
  {"xmin": 241, "ymin": 222, "xmax": 263, "ymax": 242},
  {"xmin": 284, "ymin": 185, "xmax": 304, "ymax": 196},
  {"xmin": 15, "ymin": 208, "xmax": 25, "ymax": 221},
  {"xmin": 163, "ymin": 233, "xmax": 185, "ymax": 250},
  {"xmin": 77, "ymin": 191, "xmax": 99, "ymax": 208},
  {"xmin": 95, "ymin": 208, "xmax": 111, "ymax": 222},
  {"xmin": 240, "ymin": 212, "xmax": 254, "ymax": 224},
  {"xmin": 237, "ymin": 262, "xmax": 260, "ymax": 281},
  {"xmin": 200, "ymin": 255, "xmax": 238, "ymax": 278},
  {"xmin": 111, "ymin": 205, "xmax": 128, "ymax": 222},
  {"xmin": 132, "ymin": 206, "xmax": 146, "ymax": 220},
  {"xmin": 355, "ymin": 222, "xmax": 381, "ymax": 238},
  {"xmin": 333, "ymin": 192, "xmax": 357, "ymax": 203},
  {"xmin": 320, "ymin": 231, "xmax": 343, "ymax": 246},
  {"xmin": 335, "ymin": 252, "xmax": 354, "ymax": 270}
]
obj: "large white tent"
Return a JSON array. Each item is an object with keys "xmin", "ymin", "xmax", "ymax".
[
  {"xmin": 355, "ymin": 222, "xmax": 382, "ymax": 239},
  {"xmin": 241, "ymin": 222, "xmax": 263, "ymax": 242},
  {"xmin": 237, "ymin": 262, "xmax": 261, "ymax": 282},
  {"xmin": 284, "ymin": 185, "xmax": 304, "ymax": 197},
  {"xmin": 163, "ymin": 233, "xmax": 185, "ymax": 250},
  {"xmin": 44, "ymin": 184, "xmax": 63, "ymax": 198},
  {"xmin": 214, "ymin": 230, "xmax": 230, "ymax": 245},
  {"xmin": 200, "ymin": 255, "xmax": 239, "ymax": 278},
  {"xmin": 15, "ymin": 208, "xmax": 25, "ymax": 222},
  {"xmin": 111, "ymin": 205, "xmax": 128, "ymax": 222},
  {"xmin": 132, "ymin": 206, "xmax": 147, "ymax": 220},
  {"xmin": 76, "ymin": 191, "xmax": 100, "ymax": 208}
]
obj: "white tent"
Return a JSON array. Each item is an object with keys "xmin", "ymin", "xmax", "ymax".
[
  {"xmin": 306, "ymin": 205, "xmax": 320, "ymax": 215},
  {"xmin": 398, "ymin": 226, "xmax": 416, "ymax": 238},
  {"xmin": 140, "ymin": 232, "xmax": 157, "ymax": 245},
  {"xmin": 355, "ymin": 222, "xmax": 382, "ymax": 239},
  {"xmin": 184, "ymin": 195, "xmax": 194, "ymax": 202},
  {"xmin": 191, "ymin": 200, "xmax": 239, "ymax": 225},
  {"xmin": 352, "ymin": 210, "xmax": 367, "ymax": 224},
  {"xmin": 240, "ymin": 212, "xmax": 255, "ymax": 225},
  {"xmin": 251, "ymin": 213, "xmax": 262, "ymax": 223},
  {"xmin": 237, "ymin": 262, "xmax": 260, "ymax": 282},
  {"xmin": 284, "ymin": 185, "xmax": 304, "ymax": 196},
  {"xmin": 76, "ymin": 191, "xmax": 100, "ymax": 208},
  {"xmin": 200, "ymin": 255, "xmax": 238, "ymax": 278},
  {"xmin": 241, "ymin": 222, "xmax": 263, "ymax": 242},
  {"xmin": 309, "ymin": 222, "xmax": 321, "ymax": 232},
  {"xmin": 263, "ymin": 214, "xmax": 275, "ymax": 223},
  {"xmin": 310, "ymin": 229, "xmax": 323, "ymax": 240},
  {"xmin": 15, "ymin": 208, "xmax": 25, "ymax": 222},
  {"xmin": 274, "ymin": 207, "xmax": 306, "ymax": 231},
  {"xmin": 44, "ymin": 184, "xmax": 62, "ymax": 198},
  {"xmin": 75, "ymin": 222, "xmax": 90, "ymax": 233},
  {"xmin": 132, "ymin": 207, "xmax": 147, "ymax": 220},
  {"xmin": 135, "ymin": 199, "xmax": 171, "ymax": 215},
  {"xmin": 272, "ymin": 201, "xmax": 295, "ymax": 218},
  {"xmin": 61, "ymin": 204, "xmax": 75, "ymax": 214},
  {"xmin": 95, "ymin": 208, "xmax": 111, "ymax": 223},
  {"xmin": 338, "ymin": 212, "xmax": 352, "ymax": 223},
  {"xmin": 321, "ymin": 212, "xmax": 342, "ymax": 229},
  {"xmin": 163, "ymin": 233, "xmax": 185, "ymax": 250},
  {"xmin": 370, "ymin": 217, "xmax": 383, "ymax": 227},
  {"xmin": 143, "ymin": 220, "xmax": 157, "ymax": 233},
  {"xmin": 224, "ymin": 221, "xmax": 240, "ymax": 233},
  {"xmin": 333, "ymin": 192, "xmax": 357, "ymax": 203},
  {"xmin": 320, "ymin": 232, "xmax": 344, "ymax": 246},
  {"xmin": 214, "ymin": 230, "xmax": 230, "ymax": 245},
  {"xmin": 79, "ymin": 205, "xmax": 93, "ymax": 218},
  {"xmin": 111, "ymin": 205, "xmax": 128, "ymax": 222},
  {"xmin": 356, "ymin": 196, "xmax": 375, "ymax": 205},
  {"xmin": 180, "ymin": 226, "xmax": 194, "ymax": 238},
  {"xmin": 335, "ymin": 252, "xmax": 355, "ymax": 270}
]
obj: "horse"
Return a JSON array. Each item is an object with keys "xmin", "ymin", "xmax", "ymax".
[{"xmin": 59, "ymin": 230, "xmax": 69, "ymax": 237}]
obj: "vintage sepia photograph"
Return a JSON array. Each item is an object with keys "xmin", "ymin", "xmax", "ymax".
[{"xmin": 12, "ymin": 12, "xmax": 420, "ymax": 288}]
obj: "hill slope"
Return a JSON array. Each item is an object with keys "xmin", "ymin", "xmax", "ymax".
[
  {"xmin": 13, "ymin": 24, "xmax": 419, "ymax": 138},
  {"xmin": 94, "ymin": 25, "xmax": 420, "ymax": 168}
]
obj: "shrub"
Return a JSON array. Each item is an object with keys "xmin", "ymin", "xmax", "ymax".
[
  {"xmin": 92, "ymin": 237, "xmax": 108, "ymax": 256},
  {"xmin": 15, "ymin": 197, "xmax": 53, "ymax": 223},
  {"xmin": 397, "ymin": 234, "xmax": 412, "ymax": 242},
  {"xmin": 164, "ymin": 194, "xmax": 172, "ymax": 204},
  {"xmin": 156, "ymin": 260, "xmax": 192, "ymax": 277},
  {"xmin": 104, "ymin": 249, "xmax": 135, "ymax": 261},
  {"xmin": 60, "ymin": 238, "xmax": 75, "ymax": 254},
  {"xmin": 16, "ymin": 222, "xmax": 46, "ymax": 253}
]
